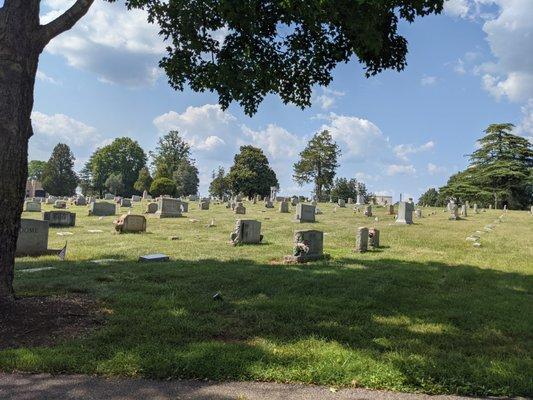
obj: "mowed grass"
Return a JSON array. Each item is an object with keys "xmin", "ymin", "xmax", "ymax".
[{"xmin": 2, "ymin": 201, "xmax": 532, "ymax": 396}]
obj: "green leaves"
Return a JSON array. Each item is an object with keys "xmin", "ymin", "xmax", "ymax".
[{"xmin": 115, "ymin": 0, "xmax": 445, "ymax": 115}]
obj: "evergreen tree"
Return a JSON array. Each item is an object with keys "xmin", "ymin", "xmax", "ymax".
[
  {"xmin": 150, "ymin": 177, "xmax": 177, "ymax": 197},
  {"xmin": 173, "ymin": 160, "xmax": 199, "ymax": 197},
  {"xmin": 150, "ymin": 131, "xmax": 191, "ymax": 179},
  {"xmin": 28, "ymin": 160, "xmax": 47, "ymax": 181},
  {"xmin": 227, "ymin": 146, "xmax": 278, "ymax": 197},
  {"xmin": 134, "ymin": 167, "xmax": 153, "ymax": 193},
  {"xmin": 418, "ymin": 188, "xmax": 442, "ymax": 206},
  {"xmin": 41, "ymin": 143, "xmax": 78, "ymax": 196},
  {"xmin": 209, "ymin": 166, "xmax": 231, "ymax": 199},
  {"xmin": 293, "ymin": 130, "xmax": 340, "ymax": 200},
  {"xmin": 330, "ymin": 178, "xmax": 358, "ymax": 202},
  {"xmin": 440, "ymin": 124, "xmax": 532, "ymax": 209}
]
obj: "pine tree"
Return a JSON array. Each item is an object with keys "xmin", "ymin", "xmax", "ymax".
[
  {"xmin": 293, "ymin": 130, "xmax": 340, "ymax": 200},
  {"xmin": 41, "ymin": 143, "xmax": 78, "ymax": 196},
  {"xmin": 134, "ymin": 167, "xmax": 153, "ymax": 193},
  {"xmin": 174, "ymin": 160, "xmax": 199, "ymax": 197}
]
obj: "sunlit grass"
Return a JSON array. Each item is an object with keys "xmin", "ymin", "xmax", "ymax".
[{"xmin": 2, "ymin": 201, "xmax": 532, "ymax": 396}]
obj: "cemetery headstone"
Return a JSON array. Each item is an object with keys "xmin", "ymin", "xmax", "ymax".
[
  {"xmin": 156, "ymin": 198, "xmax": 182, "ymax": 218},
  {"xmin": 364, "ymin": 205, "xmax": 372, "ymax": 217},
  {"xmin": 415, "ymin": 209, "xmax": 422, "ymax": 218},
  {"xmin": 131, "ymin": 195, "xmax": 141, "ymax": 202},
  {"xmin": 449, "ymin": 201, "xmax": 459, "ymax": 220},
  {"xmin": 234, "ymin": 202, "xmax": 246, "ymax": 214},
  {"xmin": 294, "ymin": 203, "xmax": 316, "ymax": 223},
  {"xmin": 338, "ymin": 199, "xmax": 346, "ymax": 208},
  {"xmin": 104, "ymin": 193, "xmax": 114, "ymax": 200},
  {"xmin": 460, "ymin": 204, "xmax": 468, "ymax": 217},
  {"xmin": 264, "ymin": 200, "xmax": 274, "ymax": 208},
  {"xmin": 230, "ymin": 219, "xmax": 263, "ymax": 245},
  {"xmin": 53, "ymin": 200, "xmax": 67, "ymax": 209},
  {"xmin": 388, "ymin": 204, "xmax": 394, "ymax": 215},
  {"xmin": 347, "ymin": 198, "xmax": 353, "ymax": 204},
  {"xmin": 74, "ymin": 196, "xmax": 86, "ymax": 206},
  {"xmin": 25, "ymin": 201, "xmax": 41, "ymax": 212},
  {"xmin": 355, "ymin": 227, "xmax": 369, "ymax": 252},
  {"xmin": 43, "ymin": 211, "xmax": 76, "ymax": 227},
  {"xmin": 396, "ymin": 201, "xmax": 413, "ymax": 224},
  {"xmin": 180, "ymin": 201, "xmax": 189, "ymax": 213},
  {"xmin": 16, "ymin": 219, "xmax": 50, "ymax": 256},
  {"xmin": 89, "ymin": 201, "xmax": 116, "ymax": 216},
  {"xmin": 120, "ymin": 198, "xmax": 132, "ymax": 207},
  {"xmin": 279, "ymin": 201, "xmax": 289, "ymax": 213},
  {"xmin": 369, "ymin": 228, "xmax": 380, "ymax": 248},
  {"xmin": 145, "ymin": 202, "xmax": 158, "ymax": 214},
  {"xmin": 114, "ymin": 214, "xmax": 147, "ymax": 233},
  {"xmin": 284, "ymin": 230, "xmax": 324, "ymax": 263},
  {"xmin": 199, "ymin": 200, "xmax": 210, "ymax": 210}
]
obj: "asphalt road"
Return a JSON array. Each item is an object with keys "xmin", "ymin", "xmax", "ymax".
[{"xmin": 0, "ymin": 373, "xmax": 491, "ymax": 400}]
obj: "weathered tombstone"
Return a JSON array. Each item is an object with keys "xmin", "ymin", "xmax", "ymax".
[
  {"xmin": 338, "ymin": 199, "xmax": 346, "ymax": 208},
  {"xmin": 142, "ymin": 190, "xmax": 149, "ymax": 200},
  {"xmin": 121, "ymin": 198, "xmax": 132, "ymax": 207},
  {"xmin": 180, "ymin": 201, "xmax": 189, "ymax": 213},
  {"xmin": 131, "ymin": 195, "xmax": 141, "ymax": 202},
  {"xmin": 16, "ymin": 219, "xmax": 50, "ymax": 256},
  {"xmin": 114, "ymin": 214, "xmax": 147, "ymax": 233},
  {"xmin": 155, "ymin": 198, "xmax": 182, "ymax": 218},
  {"xmin": 396, "ymin": 201, "xmax": 413, "ymax": 224},
  {"xmin": 356, "ymin": 194, "xmax": 364, "ymax": 206},
  {"xmin": 465, "ymin": 201, "xmax": 470, "ymax": 209},
  {"xmin": 291, "ymin": 196, "xmax": 299, "ymax": 206},
  {"xmin": 364, "ymin": 205, "xmax": 372, "ymax": 217},
  {"xmin": 284, "ymin": 230, "xmax": 324, "ymax": 263},
  {"xmin": 264, "ymin": 200, "xmax": 274, "ymax": 208},
  {"xmin": 230, "ymin": 219, "xmax": 262, "ymax": 245},
  {"xmin": 279, "ymin": 201, "xmax": 289, "ymax": 213},
  {"xmin": 347, "ymin": 198, "xmax": 353, "ymax": 204},
  {"xmin": 489, "ymin": 204, "xmax": 493, "ymax": 210},
  {"xmin": 473, "ymin": 203, "xmax": 479, "ymax": 214},
  {"xmin": 139, "ymin": 253, "xmax": 169, "ymax": 262},
  {"xmin": 355, "ymin": 227, "xmax": 368, "ymax": 252},
  {"xmin": 449, "ymin": 201, "xmax": 459, "ymax": 220},
  {"xmin": 25, "ymin": 201, "xmax": 41, "ymax": 212},
  {"xmin": 145, "ymin": 202, "xmax": 158, "ymax": 214},
  {"xmin": 104, "ymin": 193, "xmax": 114, "ymax": 200},
  {"xmin": 294, "ymin": 203, "xmax": 316, "ymax": 223},
  {"xmin": 460, "ymin": 204, "xmax": 468, "ymax": 217},
  {"xmin": 43, "ymin": 211, "xmax": 76, "ymax": 227},
  {"xmin": 53, "ymin": 200, "xmax": 67, "ymax": 209},
  {"xmin": 369, "ymin": 228, "xmax": 380, "ymax": 248},
  {"xmin": 88, "ymin": 201, "xmax": 116, "ymax": 216},
  {"xmin": 74, "ymin": 196, "xmax": 86, "ymax": 206},
  {"xmin": 415, "ymin": 209, "xmax": 422, "ymax": 218},
  {"xmin": 199, "ymin": 200, "xmax": 210, "ymax": 210},
  {"xmin": 503, "ymin": 204, "xmax": 507, "ymax": 212},
  {"xmin": 388, "ymin": 204, "xmax": 394, "ymax": 215},
  {"xmin": 234, "ymin": 202, "xmax": 246, "ymax": 214}
]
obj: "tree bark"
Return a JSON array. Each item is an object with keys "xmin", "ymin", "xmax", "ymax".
[{"xmin": 0, "ymin": 0, "xmax": 94, "ymax": 306}]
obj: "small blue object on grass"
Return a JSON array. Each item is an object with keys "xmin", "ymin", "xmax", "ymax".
[{"xmin": 138, "ymin": 253, "xmax": 170, "ymax": 262}]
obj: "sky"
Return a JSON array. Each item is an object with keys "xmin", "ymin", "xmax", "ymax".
[{"xmin": 22, "ymin": 0, "xmax": 533, "ymax": 200}]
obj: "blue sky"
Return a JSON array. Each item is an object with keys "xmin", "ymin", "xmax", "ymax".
[{"xmin": 26, "ymin": 0, "xmax": 533, "ymax": 199}]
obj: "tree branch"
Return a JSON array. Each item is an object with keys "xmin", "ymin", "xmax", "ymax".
[{"xmin": 38, "ymin": 0, "xmax": 94, "ymax": 47}]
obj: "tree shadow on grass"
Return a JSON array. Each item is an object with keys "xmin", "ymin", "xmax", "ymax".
[{"xmin": 4, "ymin": 256, "xmax": 533, "ymax": 397}]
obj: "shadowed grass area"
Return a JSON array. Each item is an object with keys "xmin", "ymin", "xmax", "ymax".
[{"xmin": 2, "ymin": 202, "xmax": 532, "ymax": 396}]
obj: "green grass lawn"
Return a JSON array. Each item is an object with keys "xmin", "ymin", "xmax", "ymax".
[{"xmin": 2, "ymin": 201, "xmax": 532, "ymax": 396}]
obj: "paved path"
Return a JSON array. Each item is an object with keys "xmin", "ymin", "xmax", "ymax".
[{"xmin": 0, "ymin": 373, "xmax": 489, "ymax": 400}]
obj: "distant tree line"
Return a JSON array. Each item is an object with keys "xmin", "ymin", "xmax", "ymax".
[{"xmin": 418, "ymin": 124, "xmax": 532, "ymax": 209}]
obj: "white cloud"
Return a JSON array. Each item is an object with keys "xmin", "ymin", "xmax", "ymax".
[
  {"xmin": 241, "ymin": 124, "xmax": 303, "ymax": 160},
  {"xmin": 318, "ymin": 113, "xmax": 391, "ymax": 162},
  {"xmin": 393, "ymin": 141, "xmax": 435, "ymax": 161},
  {"xmin": 444, "ymin": 0, "xmax": 471, "ymax": 17},
  {"xmin": 386, "ymin": 164, "xmax": 416, "ymax": 176},
  {"xmin": 427, "ymin": 163, "xmax": 447, "ymax": 175},
  {"xmin": 314, "ymin": 88, "xmax": 346, "ymax": 110},
  {"xmin": 29, "ymin": 111, "xmax": 102, "ymax": 169},
  {"xmin": 514, "ymin": 99, "xmax": 533, "ymax": 142},
  {"xmin": 42, "ymin": 0, "xmax": 165, "ymax": 86},
  {"xmin": 421, "ymin": 75, "xmax": 438, "ymax": 86},
  {"xmin": 36, "ymin": 70, "xmax": 60, "ymax": 85}
]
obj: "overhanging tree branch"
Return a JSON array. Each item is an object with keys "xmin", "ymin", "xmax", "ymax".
[{"xmin": 38, "ymin": 0, "xmax": 94, "ymax": 47}]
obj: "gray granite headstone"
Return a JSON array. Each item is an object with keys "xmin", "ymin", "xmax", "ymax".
[
  {"xmin": 89, "ymin": 201, "xmax": 116, "ymax": 216},
  {"xmin": 16, "ymin": 219, "xmax": 49, "ymax": 256},
  {"xmin": 156, "ymin": 198, "xmax": 182, "ymax": 218},
  {"xmin": 25, "ymin": 201, "xmax": 41, "ymax": 212},
  {"xmin": 294, "ymin": 203, "xmax": 316, "ymax": 223},
  {"xmin": 355, "ymin": 227, "xmax": 368, "ymax": 252},
  {"xmin": 338, "ymin": 199, "xmax": 346, "ymax": 208},
  {"xmin": 43, "ymin": 211, "xmax": 76, "ymax": 227},
  {"xmin": 138, "ymin": 253, "xmax": 169, "ymax": 262},
  {"xmin": 279, "ymin": 201, "xmax": 289, "ymax": 213},
  {"xmin": 230, "ymin": 219, "xmax": 262, "ymax": 245},
  {"xmin": 396, "ymin": 201, "xmax": 413, "ymax": 224},
  {"xmin": 145, "ymin": 202, "xmax": 158, "ymax": 213},
  {"xmin": 284, "ymin": 230, "xmax": 324, "ymax": 263}
]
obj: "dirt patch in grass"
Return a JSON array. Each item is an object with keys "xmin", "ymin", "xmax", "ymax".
[{"xmin": 0, "ymin": 295, "xmax": 103, "ymax": 350}]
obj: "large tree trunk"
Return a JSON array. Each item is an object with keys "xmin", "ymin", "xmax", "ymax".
[
  {"xmin": 0, "ymin": 1, "xmax": 41, "ymax": 305},
  {"xmin": 0, "ymin": 0, "xmax": 94, "ymax": 306}
]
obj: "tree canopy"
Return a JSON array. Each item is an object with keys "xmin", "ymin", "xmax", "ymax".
[
  {"xmin": 81, "ymin": 137, "xmax": 147, "ymax": 197},
  {"xmin": 439, "ymin": 124, "xmax": 532, "ymax": 209},
  {"xmin": 27, "ymin": 160, "xmax": 47, "ymax": 181},
  {"xmin": 117, "ymin": 0, "xmax": 445, "ymax": 115},
  {"xmin": 293, "ymin": 130, "xmax": 340, "ymax": 200},
  {"xmin": 151, "ymin": 131, "xmax": 192, "ymax": 180},
  {"xmin": 41, "ymin": 143, "xmax": 78, "ymax": 196},
  {"xmin": 227, "ymin": 145, "xmax": 278, "ymax": 197},
  {"xmin": 209, "ymin": 166, "xmax": 231, "ymax": 199}
]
